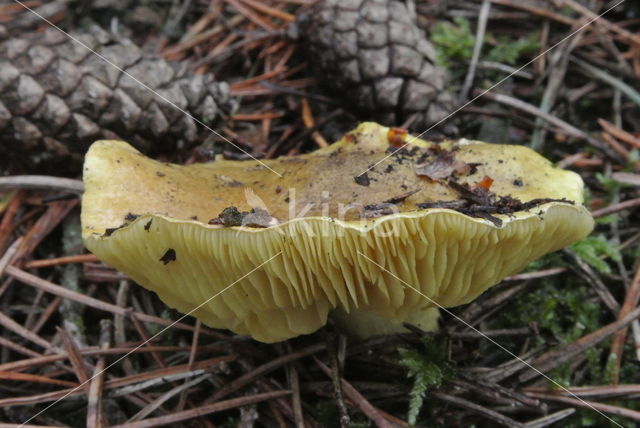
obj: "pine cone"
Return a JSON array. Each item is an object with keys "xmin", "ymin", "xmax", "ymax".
[
  {"xmin": 297, "ymin": 0, "xmax": 454, "ymax": 129},
  {"xmin": 0, "ymin": 26, "xmax": 231, "ymax": 172}
]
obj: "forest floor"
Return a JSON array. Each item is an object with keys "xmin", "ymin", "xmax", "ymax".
[{"xmin": 0, "ymin": 0, "xmax": 640, "ymax": 427}]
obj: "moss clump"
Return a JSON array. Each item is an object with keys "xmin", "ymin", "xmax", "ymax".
[{"xmin": 399, "ymin": 337, "xmax": 451, "ymax": 426}]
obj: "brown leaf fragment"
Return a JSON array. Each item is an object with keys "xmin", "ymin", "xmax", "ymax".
[
  {"xmin": 387, "ymin": 127, "xmax": 408, "ymax": 147},
  {"xmin": 159, "ymin": 248, "xmax": 176, "ymax": 265},
  {"xmin": 415, "ymin": 149, "xmax": 470, "ymax": 181},
  {"xmin": 354, "ymin": 172, "xmax": 370, "ymax": 186},
  {"xmin": 208, "ymin": 206, "xmax": 278, "ymax": 228},
  {"xmin": 242, "ymin": 208, "xmax": 278, "ymax": 228},
  {"xmin": 210, "ymin": 206, "xmax": 244, "ymax": 226}
]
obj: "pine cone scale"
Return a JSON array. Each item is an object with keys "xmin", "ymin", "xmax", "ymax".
[{"xmin": 299, "ymin": 0, "xmax": 453, "ymax": 128}]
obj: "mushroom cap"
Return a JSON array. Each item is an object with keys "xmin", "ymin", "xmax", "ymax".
[{"xmin": 82, "ymin": 122, "xmax": 593, "ymax": 342}]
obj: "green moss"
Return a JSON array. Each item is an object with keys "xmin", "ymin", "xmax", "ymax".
[
  {"xmin": 431, "ymin": 17, "xmax": 475, "ymax": 68},
  {"xmin": 569, "ymin": 235, "xmax": 622, "ymax": 274},
  {"xmin": 486, "ymin": 34, "xmax": 539, "ymax": 65},
  {"xmin": 431, "ymin": 18, "xmax": 539, "ymax": 73},
  {"xmin": 491, "ymin": 277, "xmax": 600, "ymax": 357},
  {"xmin": 398, "ymin": 337, "xmax": 451, "ymax": 426}
]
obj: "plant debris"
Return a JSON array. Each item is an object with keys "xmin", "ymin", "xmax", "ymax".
[
  {"xmin": 387, "ymin": 127, "xmax": 408, "ymax": 147},
  {"xmin": 354, "ymin": 172, "xmax": 371, "ymax": 186},
  {"xmin": 124, "ymin": 213, "xmax": 140, "ymax": 221},
  {"xmin": 415, "ymin": 147, "xmax": 473, "ymax": 181},
  {"xmin": 208, "ymin": 206, "xmax": 278, "ymax": 228},
  {"xmin": 363, "ymin": 189, "xmax": 421, "ymax": 218},
  {"xmin": 418, "ymin": 180, "xmax": 574, "ymax": 226},
  {"xmin": 384, "ymin": 189, "xmax": 421, "ymax": 205},
  {"xmin": 102, "ymin": 224, "xmax": 126, "ymax": 237},
  {"xmin": 159, "ymin": 248, "xmax": 177, "ymax": 265}
]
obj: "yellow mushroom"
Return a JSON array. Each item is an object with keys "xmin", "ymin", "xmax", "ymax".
[{"xmin": 81, "ymin": 122, "xmax": 593, "ymax": 342}]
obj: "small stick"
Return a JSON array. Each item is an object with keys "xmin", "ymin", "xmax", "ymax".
[
  {"xmin": 86, "ymin": 320, "xmax": 112, "ymax": 428},
  {"xmin": 479, "ymin": 90, "xmax": 621, "ymax": 161},
  {"xmin": 114, "ymin": 280, "xmax": 135, "ymax": 376},
  {"xmin": 524, "ymin": 384, "xmax": 640, "ymax": 399},
  {"xmin": 0, "ymin": 357, "xmax": 234, "ymax": 408},
  {"xmin": 225, "ymin": 0, "xmax": 275, "ymax": 31},
  {"xmin": 591, "ymin": 198, "xmax": 640, "ymax": 218},
  {"xmin": 130, "ymin": 316, "xmax": 166, "ymax": 368},
  {"xmin": 519, "ymin": 305, "xmax": 640, "ymax": 382},
  {"xmin": 611, "ymin": 172, "xmax": 640, "ymax": 187},
  {"xmin": 610, "ymin": 263, "xmax": 640, "ymax": 383},
  {"xmin": 4, "ymin": 265, "xmax": 227, "ymax": 337},
  {"xmin": 23, "ymin": 253, "xmax": 99, "ymax": 269},
  {"xmin": 313, "ymin": 357, "xmax": 393, "ymax": 428},
  {"xmin": 530, "ymin": 30, "xmax": 583, "ymax": 151},
  {"xmin": 487, "ymin": 0, "xmax": 574, "ymax": 26},
  {"xmin": 128, "ymin": 373, "xmax": 212, "ymax": 422},
  {"xmin": 109, "ymin": 391, "xmax": 292, "ymax": 428},
  {"xmin": 524, "ymin": 408, "xmax": 575, "ymax": 428},
  {"xmin": 599, "ymin": 118, "xmax": 640, "ymax": 149},
  {"xmin": 0, "ymin": 335, "xmax": 41, "ymax": 359},
  {"xmin": 238, "ymin": 0, "xmax": 295, "ymax": 22},
  {"xmin": 230, "ymin": 67, "xmax": 288, "ymax": 90},
  {"xmin": 162, "ymin": 16, "xmax": 244, "ymax": 59},
  {"xmin": 504, "ymin": 267, "xmax": 567, "ymax": 281},
  {"xmin": 0, "ymin": 370, "xmax": 77, "ymax": 388},
  {"xmin": 459, "ymin": 0, "xmax": 491, "ymax": 103},
  {"xmin": 0, "ymin": 176, "xmax": 83, "ymax": 193},
  {"xmin": 0, "ymin": 310, "xmax": 60, "ymax": 353},
  {"xmin": 0, "ymin": 193, "xmax": 22, "ymax": 253},
  {"xmin": 601, "ymin": 133, "xmax": 631, "ymax": 159},
  {"xmin": 0, "ymin": 237, "xmax": 22, "ymax": 277},
  {"xmin": 188, "ymin": 319, "xmax": 201, "ymax": 370},
  {"xmin": 525, "ymin": 391, "xmax": 640, "ymax": 422},
  {"xmin": 565, "ymin": 249, "xmax": 620, "ymax": 314},
  {"xmin": 210, "ymin": 343, "xmax": 325, "ymax": 401},
  {"xmin": 326, "ymin": 337, "xmax": 349, "ymax": 428},
  {"xmin": 557, "ymin": 0, "xmax": 640, "ymax": 47},
  {"xmin": 58, "ymin": 327, "xmax": 91, "ymax": 387},
  {"xmin": 288, "ymin": 362, "xmax": 304, "ymax": 428},
  {"xmin": 301, "ymin": 98, "xmax": 329, "ymax": 148},
  {"xmin": 31, "ymin": 296, "xmax": 62, "ymax": 334},
  {"xmin": 433, "ymin": 392, "xmax": 526, "ymax": 428},
  {"xmin": 0, "ymin": 344, "xmax": 226, "ymax": 372},
  {"xmin": 232, "ymin": 112, "xmax": 285, "ymax": 121},
  {"xmin": 572, "ymin": 56, "xmax": 640, "ymax": 107}
]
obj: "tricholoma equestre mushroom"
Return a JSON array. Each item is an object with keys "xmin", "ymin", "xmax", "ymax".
[{"xmin": 81, "ymin": 122, "xmax": 593, "ymax": 342}]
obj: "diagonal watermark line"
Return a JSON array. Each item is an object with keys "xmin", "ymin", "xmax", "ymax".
[
  {"xmin": 359, "ymin": 0, "xmax": 628, "ymax": 177},
  {"xmin": 13, "ymin": 0, "xmax": 283, "ymax": 178},
  {"xmin": 19, "ymin": 251, "xmax": 283, "ymax": 428},
  {"xmin": 357, "ymin": 250, "xmax": 625, "ymax": 428}
]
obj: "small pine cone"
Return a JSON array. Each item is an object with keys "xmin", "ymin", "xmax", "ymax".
[
  {"xmin": 0, "ymin": 26, "xmax": 231, "ymax": 172},
  {"xmin": 297, "ymin": 0, "xmax": 454, "ymax": 129}
]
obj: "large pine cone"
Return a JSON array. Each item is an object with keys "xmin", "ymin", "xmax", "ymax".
[
  {"xmin": 298, "ymin": 0, "xmax": 454, "ymax": 128},
  {"xmin": 0, "ymin": 26, "xmax": 231, "ymax": 172}
]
